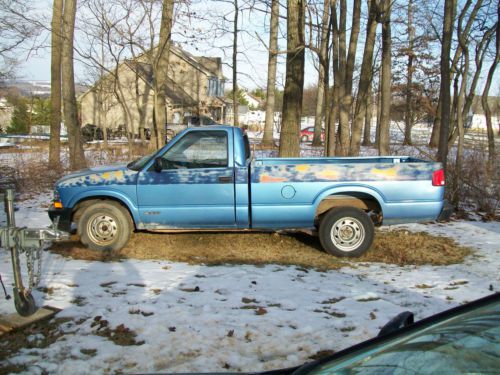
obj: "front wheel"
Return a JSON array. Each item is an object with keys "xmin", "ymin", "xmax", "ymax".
[
  {"xmin": 319, "ymin": 207, "xmax": 374, "ymax": 257},
  {"xmin": 77, "ymin": 201, "xmax": 132, "ymax": 252}
]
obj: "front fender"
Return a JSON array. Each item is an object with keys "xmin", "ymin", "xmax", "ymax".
[
  {"xmin": 313, "ymin": 184, "xmax": 386, "ymax": 213},
  {"xmin": 67, "ymin": 189, "xmax": 140, "ymax": 224}
]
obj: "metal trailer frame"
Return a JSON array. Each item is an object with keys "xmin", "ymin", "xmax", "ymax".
[{"xmin": 0, "ymin": 189, "xmax": 69, "ymax": 316}]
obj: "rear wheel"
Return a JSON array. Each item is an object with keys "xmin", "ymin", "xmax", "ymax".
[
  {"xmin": 319, "ymin": 207, "xmax": 374, "ymax": 257},
  {"xmin": 301, "ymin": 135, "xmax": 309, "ymax": 142},
  {"xmin": 77, "ymin": 201, "xmax": 132, "ymax": 252}
]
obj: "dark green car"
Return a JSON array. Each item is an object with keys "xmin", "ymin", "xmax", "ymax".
[{"xmin": 292, "ymin": 293, "xmax": 499, "ymax": 374}]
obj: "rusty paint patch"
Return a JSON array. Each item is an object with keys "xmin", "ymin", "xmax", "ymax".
[{"xmin": 260, "ymin": 175, "xmax": 288, "ymax": 183}]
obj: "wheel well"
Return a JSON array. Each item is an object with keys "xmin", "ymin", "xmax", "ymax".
[
  {"xmin": 315, "ymin": 193, "xmax": 382, "ymax": 225},
  {"xmin": 72, "ymin": 197, "xmax": 136, "ymax": 229}
]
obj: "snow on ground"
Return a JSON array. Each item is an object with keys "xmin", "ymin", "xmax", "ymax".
[{"xmin": 0, "ymin": 195, "xmax": 499, "ymax": 374}]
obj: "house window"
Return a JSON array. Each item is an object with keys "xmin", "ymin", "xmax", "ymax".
[
  {"xmin": 207, "ymin": 77, "xmax": 217, "ymax": 97},
  {"xmin": 217, "ymin": 79, "xmax": 225, "ymax": 97},
  {"xmin": 207, "ymin": 77, "xmax": 225, "ymax": 97}
]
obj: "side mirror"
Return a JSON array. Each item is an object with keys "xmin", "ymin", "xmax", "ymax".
[
  {"xmin": 377, "ymin": 311, "xmax": 414, "ymax": 337},
  {"xmin": 154, "ymin": 157, "xmax": 163, "ymax": 173}
]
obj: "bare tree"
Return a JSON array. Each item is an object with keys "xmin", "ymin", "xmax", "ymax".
[
  {"xmin": 436, "ymin": 0, "xmax": 456, "ymax": 167},
  {"xmin": 429, "ymin": 0, "xmax": 476, "ymax": 149},
  {"xmin": 62, "ymin": 0, "xmax": 86, "ymax": 170},
  {"xmin": 152, "ymin": 0, "xmax": 175, "ymax": 149},
  {"xmin": 377, "ymin": 0, "xmax": 392, "ymax": 156},
  {"xmin": 329, "ymin": 0, "xmax": 361, "ymax": 156},
  {"xmin": 325, "ymin": 0, "xmax": 339, "ymax": 156},
  {"xmin": 482, "ymin": 9, "xmax": 499, "ymax": 166},
  {"xmin": 279, "ymin": 0, "xmax": 305, "ymax": 157},
  {"xmin": 447, "ymin": 0, "xmax": 493, "ymax": 148},
  {"xmin": 312, "ymin": 0, "xmax": 331, "ymax": 147},
  {"xmin": 232, "ymin": 0, "xmax": 240, "ymax": 127},
  {"xmin": 262, "ymin": 0, "xmax": 279, "ymax": 147},
  {"xmin": 0, "ymin": 0, "xmax": 39, "ymax": 80},
  {"xmin": 403, "ymin": 0, "xmax": 415, "ymax": 145},
  {"xmin": 49, "ymin": 0, "xmax": 63, "ymax": 170},
  {"xmin": 350, "ymin": 0, "xmax": 378, "ymax": 155}
]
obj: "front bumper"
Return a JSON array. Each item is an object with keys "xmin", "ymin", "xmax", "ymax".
[
  {"xmin": 48, "ymin": 204, "xmax": 73, "ymax": 233},
  {"xmin": 437, "ymin": 200, "xmax": 454, "ymax": 222}
]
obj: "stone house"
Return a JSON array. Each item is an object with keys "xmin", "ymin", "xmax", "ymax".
[{"xmin": 80, "ymin": 45, "xmax": 227, "ymax": 137}]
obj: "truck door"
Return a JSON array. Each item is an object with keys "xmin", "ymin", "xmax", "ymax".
[{"xmin": 136, "ymin": 129, "xmax": 236, "ymax": 228}]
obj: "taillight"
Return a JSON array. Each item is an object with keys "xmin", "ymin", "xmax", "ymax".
[{"xmin": 432, "ymin": 169, "xmax": 445, "ymax": 186}]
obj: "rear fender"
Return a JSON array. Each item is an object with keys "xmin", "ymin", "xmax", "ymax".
[{"xmin": 313, "ymin": 185, "xmax": 386, "ymax": 218}]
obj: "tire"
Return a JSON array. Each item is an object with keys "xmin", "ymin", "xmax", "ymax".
[
  {"xmin": 319, "ymin": 207, "xmax": 374, "ymax": 257},
  {"xmin": 77, "ymin": 201, "xmax": 132, "ymax": 252},
  {"xmin": 13, "ymin": 288, "xmax": 37, "ymax": 317},
  {"xmin": 301, "ymin": 135, "xmax": 309, "ymax": 142}
]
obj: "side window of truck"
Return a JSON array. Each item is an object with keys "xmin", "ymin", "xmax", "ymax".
[{"xmin": 158, "ymin": 131, "xmax": 228, "ymax": 169}]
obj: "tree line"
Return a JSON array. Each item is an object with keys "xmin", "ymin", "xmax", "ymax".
[{"xmin": 0, "ymin": 0, "xmax": 498, "ymax": 177}]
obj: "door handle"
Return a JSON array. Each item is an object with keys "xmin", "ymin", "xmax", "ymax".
[{"xmin": 218, "ymin": 176, "xmax": 233, "ymax": 183}]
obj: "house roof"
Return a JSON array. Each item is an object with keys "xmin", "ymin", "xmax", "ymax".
[
  {"xmin": 79, "ymin": 45, "xmax": 225, "ymax": 105},
  {"xmin": 170, "ymin": 45, "xmax": 223, "ymax": 78},
  {"xmin": 125, "ymin": 61, "xmax": 198, "ymax": 107}
]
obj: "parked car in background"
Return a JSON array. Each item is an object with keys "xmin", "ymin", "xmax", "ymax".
[
  {"xmin": 165, "ymin": 115, "xmax": 219, "ymax": 141},
  {"xmin": 81, "ymin": 124, "xmax": 105, "ymax": 142},
  {"xmin": 300, "ymin": 127, "xmax": 325, "ymax": 143},
  {"xmin": 183, "ymin": 115, "xmax": 218, "ymax": 127}
]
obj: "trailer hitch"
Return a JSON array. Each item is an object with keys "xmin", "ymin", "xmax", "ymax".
[{"xmin": 0, "ymin": 189, "xmax": 70, "ymax": 316}]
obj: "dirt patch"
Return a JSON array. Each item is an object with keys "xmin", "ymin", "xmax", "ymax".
[
  {"xmin": 361, "ymin": 229, "xmax": 472, "ymax": 265},
  {"xmin": 0, "ymin": 317, "xmax": 72, "ymax": 373},
  {"xmin": 91, "ymin": 316, "xmax": 144, "ymax": 346},
  {"xmin": 49, "ymin": 229, "xmax": 472, "ymax": 269}
]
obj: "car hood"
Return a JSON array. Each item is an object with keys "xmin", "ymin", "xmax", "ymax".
[{"xmin": 56, "ymin": 163, "xmax": 139, "ymax": 188}]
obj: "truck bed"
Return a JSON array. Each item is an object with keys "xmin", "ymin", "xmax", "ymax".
[{"xmin": 249, "ymin": 156, "xmax": 443, "ymax": 227}]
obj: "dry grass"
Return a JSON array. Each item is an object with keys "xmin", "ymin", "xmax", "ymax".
[{"xmin": 49, "ymin": 229, "xmax": 472, "ymax": 270}]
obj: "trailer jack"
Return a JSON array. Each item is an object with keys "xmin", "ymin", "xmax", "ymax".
[{"xmin": 0, "ymin": 189, "xmax": 70, "ymax": 316}]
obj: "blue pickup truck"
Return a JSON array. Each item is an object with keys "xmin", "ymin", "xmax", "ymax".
[{"xmin": 49, "ymin": 126, "xmax": 449, "ymax": 257}]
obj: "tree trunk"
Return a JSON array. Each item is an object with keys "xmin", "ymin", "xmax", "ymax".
[
  {"xmin": 279, "ymin": 0, "xmax": 305, "ymax": 157},
  {"xmin": 262, "ymin": 0, "xmax": 279, "ymax": 147},
  {"xmin": 437, "ymin": 0, "xmax": 456, "ymax": 168},
  {"xmin": 482, "ymin": 15, "xmax": 499, "ymax": 167},
  {"xmin": 452, "ymin": 55, "xmax": 467, "ymax": 207},
  {"xmin": 98, "ymin": 15, "xmax": 108, "ymax": 150},
  {"xmin": 447, "ymin": 29, "xmax": 493, "ymax": 148},
  {"xmin": 362, "ymin": 82, "xmax": 373, "ymax": 146},
  {"xmin": 378, "ymin": 0, "xmax": 392, "ymax": 156},
  {"xmin": 403, "ymin": 0, "xmax": 414, "ymax": 146},
  {"xmin": 153, "ymin": 0, "xmax": 174, "ymax": 150},
  {"xmin": 325, "ymin": 1, "xmax": 338, "ymax": 156},
  {"xmin": 61, "ymin": 0, "xmax": 86, "ymax": 170},
  {"xmin": 49, "ymin": 0, "xmax": 63, "ymax": 170},
  {"xmin": 335, "ymin": 0, "xmax": 349, "ymax": 156},
  {"xmin": 341, "ymin": 0, "xmax": 361, "ymax": 155},
  {"xmin": 429, "ymin": 96, "xmax": 441, "ymax": 147},
  {"xmin": 312, "ymin": 1, "xmax": 330, "ymax": 147},
  {"xmin": 232, "ymin": 0, "xmax": 239, "ymax": 127},
  {"xmin": 350, "ymin": 0, "xmax": 377, "ymax": 155}
]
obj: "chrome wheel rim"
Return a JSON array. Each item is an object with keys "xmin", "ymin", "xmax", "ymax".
[
  {"xmin": 87, "ymin": 213, "xmax": 118, "ymax": 245},
  {"xmin": 330, "ymin": 216, "xmax": 365, "ymax": 252}
]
